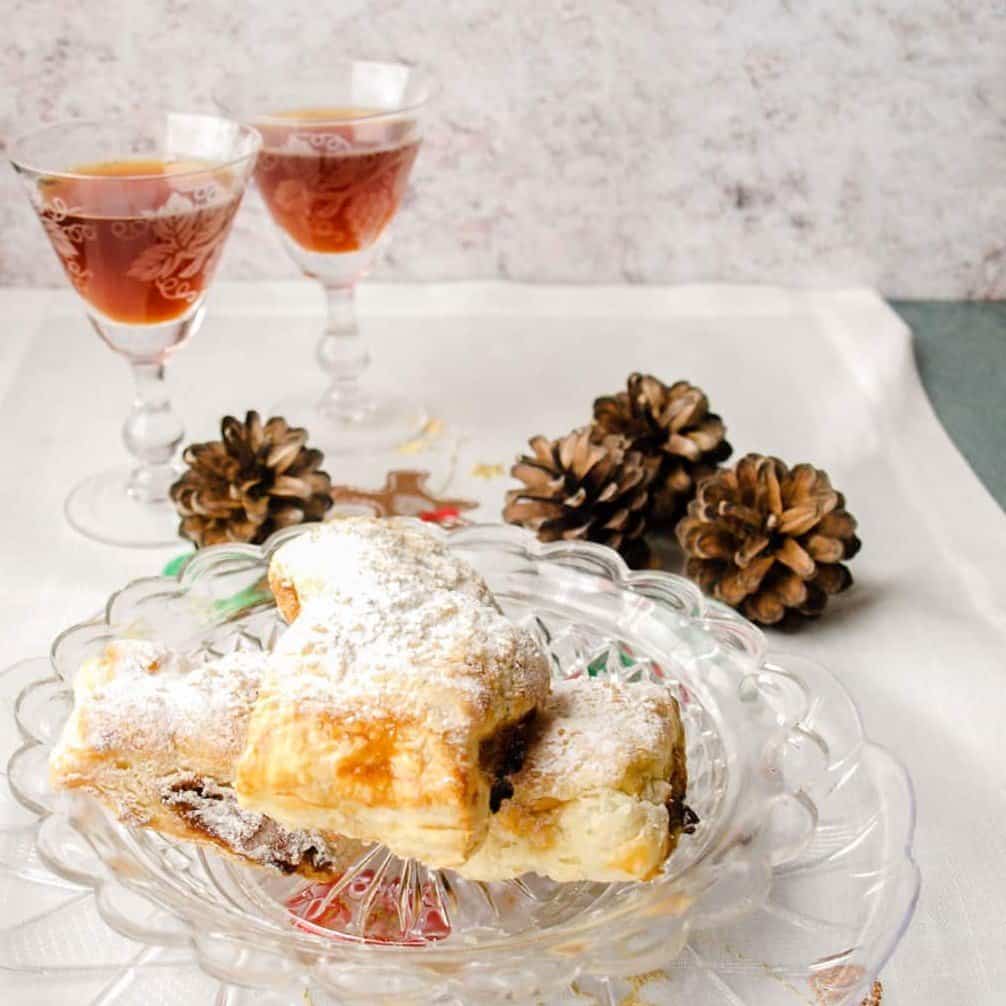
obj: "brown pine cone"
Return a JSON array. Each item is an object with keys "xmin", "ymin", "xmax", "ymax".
[
  {"xmin": 593, "ymin": 373, "xmax": 732, "ymax": 524},
  {"xmin": 676, "ymin": 454, "xmax": 861, "ymax": 625},
  {"xmin": 170, "ymin": 411, "xmax": 333, "ymax": 547},
  {"xmin": 502, "ymin": 427, "xmax": 659, "ymax": 568}
]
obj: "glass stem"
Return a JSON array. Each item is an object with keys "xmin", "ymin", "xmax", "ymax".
[
  {"xmin": 122, "ymin": 361, "xmax": 184, "ymax": 503},
  {"xmin": 317, "ymin": 283, "xmax": 371, "ymax": 421}
]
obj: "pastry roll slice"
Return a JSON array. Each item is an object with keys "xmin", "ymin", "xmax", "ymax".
[
  {"xmin": 457, "ymin": 677, "xmax": 689, "ymax": 883},
  {"xmin": 235, "ymin": 588, "xmax": 551, "ymax": 869},
  {"xmin": 49, "ymin": 640, "xmax": 362, "ymax": 879},
  {"xmin": 268, "ymin": 517, "xmax": 495, "ymax": 624}
]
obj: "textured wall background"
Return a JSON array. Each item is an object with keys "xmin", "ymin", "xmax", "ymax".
[{"xmin": 2, "ymin": 0, "xmax": 1004, "ymax": 297}]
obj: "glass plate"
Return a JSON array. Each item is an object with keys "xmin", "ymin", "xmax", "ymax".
[{"xmin": 0, "ymin": 523, "xmax": 918, "ymax": 1005}]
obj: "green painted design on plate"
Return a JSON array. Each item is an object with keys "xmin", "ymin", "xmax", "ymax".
[
  {"xmin": 161, "ymin": 553, "xmax": 191, "ymax": 578},
  {"xmin": 586, "ymin": 649, "xmax": 635, "ymax": 677},
  {"xmin": 160, "ymin": 551, "xmax": 271, "ymax": 620}
]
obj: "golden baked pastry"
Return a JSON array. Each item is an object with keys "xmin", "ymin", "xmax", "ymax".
[
  {"xmin": 50, "ymin": 518, "xmax": 690, "ymax": 888},
  {"xmin": 49, "ymin": 639, "xmax": 362, "ymax": 879},
  {"xmin": 235, "ymin": 519, "xmax": 550, "ymax": 868},
  {"xmin": 457, "ymin": 676, "xmax": 689, "ymax": 883}
]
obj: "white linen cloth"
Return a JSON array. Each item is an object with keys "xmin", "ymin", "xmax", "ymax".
[{"xmin": 0, "ymin": 282, "xmax": 1003, "ymax": 1005}]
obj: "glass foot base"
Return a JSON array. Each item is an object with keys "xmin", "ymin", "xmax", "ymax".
[
  {"xmin": 273, "ymin": 390, "xmax": 427, "ymax": 456},
  {"xmin": 65, "ymin": 467, "xmax": 182, "ymax": 548}
]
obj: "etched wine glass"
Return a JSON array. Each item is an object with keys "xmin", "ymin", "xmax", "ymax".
[
  {"xmin": 10, "ymin": 114, "xmax": 260, "ymax": 547},
  {"xmin": 216, "ymin": 62, "xmax": 435, "ymax": 453}
]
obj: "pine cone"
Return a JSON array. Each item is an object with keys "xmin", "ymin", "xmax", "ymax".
[
  {"xmin": 676, "ymin": 454, "xmax": 861, "ymax": 625},
  {"xmin": 503, "ymin": 427, "xmax": 659, "ymax": 567},
  {"xmin": 593, "ymin": 373, "xmax": 732, "ymax": 524},
  {"xmin": 170, "ymin": 411, "xmax": 333, "ymax": 547}
]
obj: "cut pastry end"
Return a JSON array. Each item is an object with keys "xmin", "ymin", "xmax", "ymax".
[
  {"xmin": 160, "ymin": 776, "xmax": 365, "ymax": 879},
  {"xmin": 456, "ymin": 676, "xmax": 689, "ymax": 884},
  {"xmin": 459, "ymin": 789, "xmax": 673, "ymax": 883}
]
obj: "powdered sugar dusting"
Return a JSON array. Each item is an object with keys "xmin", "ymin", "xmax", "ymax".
[
  {"xmin": 271, "ymin": 592, "xmax": 546, "ymax": 738},
  {"xmin": 73, "ymin": 642, "xmax": 266, "ymax": 760},
  {"xmin": 268, "ymin": 519, "xmax": 550, "ymax": 743},
  {"xmin": 271, "ymin": 517, "xmax": 496, "ymax": 613},
  {"xmin": 63, "ymin": 521, "xmax": 549, "ymax": 767},
  {"xmin": 512, "ymin": 678, "xmax": 682, "ymax": 803}
]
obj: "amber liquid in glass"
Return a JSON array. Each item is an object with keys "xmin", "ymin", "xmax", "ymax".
[
  {"xmin": 255, "ymin": 108, "xmax": 420, "ymax": 254},
  {"xmin": 37, "ymin": 160, "xmax": 242, "ymax": 325}
]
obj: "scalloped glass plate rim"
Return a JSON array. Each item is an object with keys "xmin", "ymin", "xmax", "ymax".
[{"xmin": 4, "ymin": 521, "xmax": 920, "ymax": 986}]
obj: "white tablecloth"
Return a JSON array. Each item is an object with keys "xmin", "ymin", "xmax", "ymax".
[{"xmin": 1, "ymin": 282, "xmax": 1003, "ymax": 1005}]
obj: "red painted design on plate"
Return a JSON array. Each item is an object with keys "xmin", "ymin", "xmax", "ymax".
[
  {"xmin": 286, "ymin": 870, "xmax": 451, "ymax": 945},
  {"xmin": 419, "ymin": 505, "xmax": 464, "ymax": 526}
]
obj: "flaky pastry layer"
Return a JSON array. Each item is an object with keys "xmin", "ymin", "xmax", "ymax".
[{"xmin": 458, "ymin": 677, "xmax": 688, "ymax": 882}]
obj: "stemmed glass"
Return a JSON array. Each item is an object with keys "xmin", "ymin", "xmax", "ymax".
[
  {"xmin": 216, "ymin": 62, "xmax": 435, "ymax": 453},
  {"xmin": 10, "ymin": 114, "xmax": 260, "ymax": 547}
]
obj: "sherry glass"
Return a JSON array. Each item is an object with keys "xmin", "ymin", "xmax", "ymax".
[
  {"xmin": 216, "ymin": 62, "xmax": 435, "ymax": 453},
  {"xmin": 10, "ymin": 113, "xmax": 260, "ymax": 547}
]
